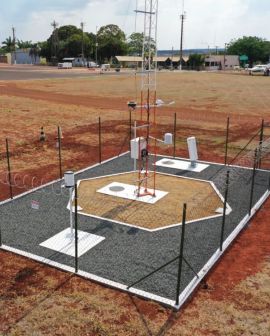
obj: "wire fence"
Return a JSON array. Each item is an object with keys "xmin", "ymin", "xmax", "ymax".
[
  {"xmin": 1, "ymin": 109, "xmax": 269, "ymax": 202},
  {"xmin": 0, "ymin": 112, "xmax": 270, "ymax": 308}
]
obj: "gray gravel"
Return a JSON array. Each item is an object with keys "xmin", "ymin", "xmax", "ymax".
[{"xmin": 0, "ymin": 154, "xmax": 269, "ymax": 303}]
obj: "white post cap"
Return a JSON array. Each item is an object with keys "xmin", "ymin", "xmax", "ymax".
[
  {"xmin": 64, "ymin": 171, "xmax": 75, "ymax": 188},
  {"xmin": 164, "ymin": 133, "xmax": 173, "ymax": 145}
]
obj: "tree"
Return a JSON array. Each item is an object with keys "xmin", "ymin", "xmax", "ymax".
[
  {"xmin": 17, "ymin": 40, "xmax": 33, "ymax": 49},
  {"xmin": 188, "ymin": 54, "xmax": 205, "ymax": 70},
  {"xmin": 127, "ymin": 32, "xmax": 156, "ymax": 56},
  {"xmin": 97, "ymin": 24, "xmax": 127, "ymax": 62},
  {"xmin": 85, "ymin": 32, "xmax": 96, "ymax": 59},
  {"xmin": 1, "ymin": 36, "xmax": 14, "ymax": 53},
  {"xmin": 40, "ymin": 25, "xmax": 95, "ymax": 62},
  {"xmin": 64, "ymin": 33, "xmax": 92, "ymax": 58},
  {"xmin": 227, "ymin": 36, "xmax": 270, "ymax": 65},
  {"xmin": 29, "ymin": 43, "xmax": 41, "ymax": 63},
  {"xmin": 128, "ymin": 32, "xmax": 143, "ymax": 55},
  {"xmin": 39, "ymin": 41, "xmax": 50, "ymax": 60},
  {"xmin": 58, "ymin": 25, "xmax": 81, "ymax": 41}
]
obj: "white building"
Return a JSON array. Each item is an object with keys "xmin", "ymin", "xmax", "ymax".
[{"xmin": 204, "ymin": 55, "xmax": 240, "ymax": 71}]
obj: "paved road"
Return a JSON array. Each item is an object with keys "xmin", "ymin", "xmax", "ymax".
[{"xmin": 0, "ymin": 65, "xmax": 131, "ymax": 81}]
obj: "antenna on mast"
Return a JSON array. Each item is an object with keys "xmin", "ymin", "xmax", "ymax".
[
  {"xmin": 51, "ymin": 20, "xmax": 59, "ymax": 65},
  {"xmin": 179, "ymin": 0, "xmax": 186, "ymax": 71}
]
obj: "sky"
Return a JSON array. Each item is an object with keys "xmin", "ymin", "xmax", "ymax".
[{"xmin": 0, "ymin": 0, "xmax": 269, "ymax": 50}]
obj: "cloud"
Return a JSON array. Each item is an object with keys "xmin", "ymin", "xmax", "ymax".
[
  {"xmin": 0, "ymin": 0, "xmax": 90, "ymax": 16},
  {"xmin": 0, "ymin": 0, "xmax": 269, "ymax": 49}
]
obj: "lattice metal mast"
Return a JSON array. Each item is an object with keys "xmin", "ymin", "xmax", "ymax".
[
  {"xmin": 135, "ymin": 0, "xmax": 159, "ymax": 197},
  {"xmin": 51, "ymin": 20, "xmax": 59, "ymax": 63},
  {"xmin": 141, "ymin": 0, "xmax": 158, "ymax": 96}
]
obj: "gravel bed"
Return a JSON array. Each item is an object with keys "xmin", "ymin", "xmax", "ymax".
[{"xmin": 0, "ymin": 153, "xmax": 269, "ymax": 303}]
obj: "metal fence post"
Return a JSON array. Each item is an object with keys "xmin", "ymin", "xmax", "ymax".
[
  {"xmin": 249, "ymin": 149, "xmax": 257, "ymax": 216},
  {"xmin": 98, "ymin": 117, "xmax": 102, "ymax": 164},
  {"xmin": 224, "ymin": 117, "xmax": 230, "ymax": 165},
  {"xmin": 175, "ymin": 203, "xmax": 187, "ymax": 306},
  {"xmin": 220, "ymin": 170, "xmax": 230, "ymax": 251},
  {"xmin": 173, "ymin": 112, "xmax": 177, "ymax": 158},
  {"xmin": 258, "ymin": 119, "xmax": 264, "ymax": 169},
  {"xmin": 129, "ymin": 110, "xmax": 132, "ymax": 150},
  {"xmin": 74, "ymin": 183, "xmax": 78, "ymax": 273},
  {"xmin": 5, "ymin": 138, "xmax": 13, "ymax": 199},
  {"xmin": 0, "ymin": 213, "xmax": 2, "ymax": 245},
  {"xmin": 57, "ymin": 126, "xmax": 63, "ymax": 179}
]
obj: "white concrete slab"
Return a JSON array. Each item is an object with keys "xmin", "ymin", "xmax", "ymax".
[
  {"xmin": 155, "ymin": 158, "xmax": 209, "ymax": 172},
  {"xmin": 40, "ymin": 228, "xmax": 105, "ymax": 257},
  {"xmin": 215, "ymin": 206, "xmax": 232, "ymax": 215},
  {"xmin": 97, "ymin": 182, "xmax": 168, "ymax": 204}
]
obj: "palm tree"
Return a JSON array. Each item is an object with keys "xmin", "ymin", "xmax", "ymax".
[
  {"xmin": 1, "ymin": 36, "xmax": 14, "ymax": 52},
  {"xmin": 17, "ymin": 40, "xmax": 33, "ymax": 49}
]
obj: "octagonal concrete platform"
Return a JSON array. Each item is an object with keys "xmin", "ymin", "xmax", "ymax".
[{"xmin": 74, "ymin": 172, "xmax": 228, "ymax": 231}]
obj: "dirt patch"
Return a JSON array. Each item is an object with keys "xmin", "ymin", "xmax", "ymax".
[
  {"xmin": 1, "ymin": 72, "xmax": 269, "ymax": 204},
  {"xmin": 0, "ymin": 71, "xmax": 270, "ymax": 334},
  {"xmin": 203, "ymin": 196, "xmax": 270, "ymax": 301},
  {"xmin": 77, "ymin": 172, "xmax": 222, "ymax": 229},
  {"xmin": 1, "ymin": 82, "xmax": 126, "ymax": 110}
]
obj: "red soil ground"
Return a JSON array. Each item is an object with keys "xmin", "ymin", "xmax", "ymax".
[
  {"xmin": 0, "ymin": 73, "xmax": 269, "ymax": 333},
  {"xmin": 0, "ymin": 196, "xmax": 269, "ymax": 335}
]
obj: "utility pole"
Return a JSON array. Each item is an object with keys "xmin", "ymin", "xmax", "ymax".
[
  {"xmin": 171, "ymin": 46, "xmax": 174, "ymax": 70},
  {"xmin": 51, "ymin": 20, "xmax": 59, "ymax": 65},
  {"xmin": 224, "ymin": 43, "xmax": 227, "ymax": 70},
  {"xmin": 215, "ymin": 45, "xmax": 219, "ymax": 55},
  {"xmin": 95, "ymin": 26, "xmax": 98, "ymax": 65},
  {"xmin": 179, "ymin": 11, "xmax": 186, "ymax": 70},
  {"xmin": 80, "ymin": 22, "xmax": 85, "ymax": 67},
  {"xmin": 12, "ymin": 26, "xmax": 16, "ymax": 65}
]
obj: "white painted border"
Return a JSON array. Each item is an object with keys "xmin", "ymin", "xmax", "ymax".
[
  {"xmin": 0, "ymin": 187, "xmax": 269, "ymax": 311},
  {"xmin": 75, "ymin": 170, "xmax": 230, "ymax": 232},
  {"xmin": 0, "ymin": 244, "xmax": 175, "ymax": 308},
  {"xmin": 174, "ymin": 189, "xmax": 270, "ymax": 310},
  {"xmin": 1, "ymin": 189, "xmax": 268, "ymax": 310},
  {"xmin": 1, "ymin": 152, "xmax": 269, "ymax": 310}
]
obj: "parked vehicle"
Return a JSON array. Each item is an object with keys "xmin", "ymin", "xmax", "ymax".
[
  {"xmin": 100, "ymin": 64, "xmax": 110, "ymax": 73},
  {"xmin": 248, "ymin": 65, "xmax": 267, "ymax": 75},
  {"xmin": 58, "ymin": 62, "xmax": 72, "ymax": 69},
  {"xmin": 87, "ymin": 61, "xmax": 99, "ymax": 68}
]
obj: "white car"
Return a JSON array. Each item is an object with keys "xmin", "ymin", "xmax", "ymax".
[
  {"xmin": 100, "ymin": 64, "xmax": 110, "ymax": 73},
  {"xmin": 58, "ymin": 62, "xmax": 72, "ymax": 69},
  {"xmin": 87, "ymin": 62, "xmax": 99, "ymax": 68},
  {"xmin": 249, "ymin": 65, "xmax": 267, "ymax": 75}
]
